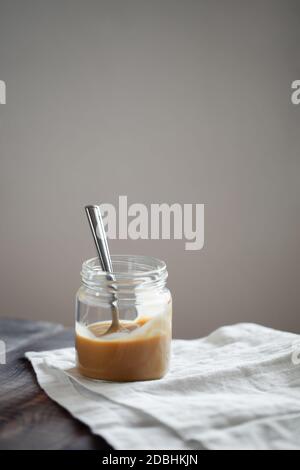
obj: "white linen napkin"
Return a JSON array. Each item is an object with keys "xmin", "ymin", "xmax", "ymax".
[{"xmin": 26, "ymin": 323, "xmax": 300, "ymax": 450}]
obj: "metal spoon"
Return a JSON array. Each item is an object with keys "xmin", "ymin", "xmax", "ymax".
[{"xmin": 85, "ymin": 205, "xmax": 138, "ymax": 335}]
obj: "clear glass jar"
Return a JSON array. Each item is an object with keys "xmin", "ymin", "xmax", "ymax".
[{"xmin": 75, "ymin": 255, "xmax": 172, "ymax": 382}]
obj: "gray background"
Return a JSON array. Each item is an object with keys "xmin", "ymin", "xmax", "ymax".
[{"xmin": 0, "ymin": 0, "xmax": 299, "ymax": 338}]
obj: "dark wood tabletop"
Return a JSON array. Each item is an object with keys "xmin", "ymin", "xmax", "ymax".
[{"xmin": 0, "ymin": 318, "xmax": 112, "ymax": 450}]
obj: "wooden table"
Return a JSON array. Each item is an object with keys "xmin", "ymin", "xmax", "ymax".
[{"xmin": 0, "ymin": 318, "xmax": 112, "ymax": 450}]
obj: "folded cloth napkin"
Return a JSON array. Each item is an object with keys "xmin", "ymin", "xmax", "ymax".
[{"xmin": 26, "ymin": 323, "xmax": 300, "ymax": 450}]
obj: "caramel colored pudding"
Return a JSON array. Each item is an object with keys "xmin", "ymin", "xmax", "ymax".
[{"xmin": 76, "ymin": 313, "xmax": 171, "ymax": 382}]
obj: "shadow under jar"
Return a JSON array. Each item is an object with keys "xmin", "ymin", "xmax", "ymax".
[{"xmin": 75, "ymin": 255, "xmax": 172, "ymax": 382}]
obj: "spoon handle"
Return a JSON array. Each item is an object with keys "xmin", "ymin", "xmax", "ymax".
[
  {"xmin": 85, "ymin": 205, "xmax": 120, "ymax": 332},
  {"xmin": 85, "ymin": 205, "xmax": 114, "ymax": 274}
]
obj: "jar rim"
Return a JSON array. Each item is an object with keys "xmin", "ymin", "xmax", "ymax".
[{"xmin": 81, "ymin": 254, "xmax": 167, "ymax": 280}]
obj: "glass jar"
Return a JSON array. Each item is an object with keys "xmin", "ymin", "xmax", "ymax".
[{"xmin": 75, "ymin": 255, "xmax": 172, "ymax": 382}]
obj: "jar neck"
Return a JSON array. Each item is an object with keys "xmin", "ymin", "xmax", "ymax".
[{"xmin": 81, "ymin": 255, "xmax": 168, "ymax": 294}]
